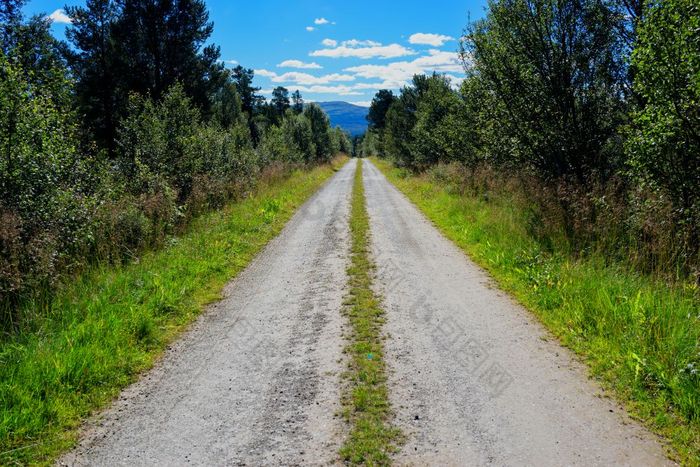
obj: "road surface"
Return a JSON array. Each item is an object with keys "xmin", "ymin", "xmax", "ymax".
[
  {"xmin": 362, "ymin": 159, "xmax": 670, "ymax": 465},
  {"xmin": 61, "ymin": 159, "xmax": 357, "ymax": 466},
  {"xmin": 61, "ymin": 158, "xmax": 671, "ymax": 466}
]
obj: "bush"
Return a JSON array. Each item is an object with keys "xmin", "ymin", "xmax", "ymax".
[
  {"xmin": 0, "ymin": 54, "xmax": 97, "ymax": 321},
  {"xmin": 626, "ymin": 0, "xmax": 700, "ymax": 264}
]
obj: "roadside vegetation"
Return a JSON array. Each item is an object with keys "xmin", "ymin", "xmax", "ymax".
[
  {"xmin": 0, "ymin": 157, "xmax": 346, "ymax": 465},
  {"xmin": 340, "ymin": 161, "xmax": 401, "ymax": 465},
  {"xmin": 361, "ymin": 0, "xmax": 699, "ymax": 460},
  {"xmin": 0, "ymin": 0, "xmax": 351, "ymax": 327}
]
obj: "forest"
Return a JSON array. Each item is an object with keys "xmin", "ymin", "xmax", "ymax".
[{"xmin": 0, "ymin": 0, "xmax": 350, "ymax": 327}]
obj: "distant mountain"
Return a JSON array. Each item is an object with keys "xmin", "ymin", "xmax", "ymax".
[{"xmin": 316, "ymin": 101, "xmax": 369, "ymax": 136}]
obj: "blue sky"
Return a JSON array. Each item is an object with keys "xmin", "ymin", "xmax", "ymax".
[{"xmin": 26, "ymin": 0, "xmax": 487, "ymax": 106}]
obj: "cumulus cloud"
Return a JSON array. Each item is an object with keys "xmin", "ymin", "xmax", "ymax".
[
  {"xmin": 321, "ymin": 38, "xmax": 337, "ymax": 47},
  {"xmin": 345, "ymin": 49, "xmax": 463, "ymax": 83},
  {"xmin": 254, "ymin": 69, "xmax": 355, "ymax": 85},
  {"xmin": 277, "ymin": 60, "xmax": 322, "ymax": 69},
  {"xmin": 310, "ymin": 43, "xmax": 416, "ymax": 59},
  {"xmin": 314, "ymin": 17, "xmax": 330, "ymax": 25},
  {"xmin": 306, "ymin": 26, "xmax": 315, "ymax": 32},
  {"xmin": 408, "ymin": 33, "xmax": 455, "ymax": 47},
  {"xmin": 47, "ymin": 9, "xmax": 72, "ymax": 24}
]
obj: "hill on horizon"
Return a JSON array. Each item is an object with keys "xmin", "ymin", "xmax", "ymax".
[{"xmin": 316, "ymin": 101, "xmax": 369, "ymax": 137}]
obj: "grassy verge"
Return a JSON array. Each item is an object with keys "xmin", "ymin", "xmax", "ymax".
[
  {"xmin": 0, "ymin": 157, "xmax": 347, "ymax": 465},
  {"xmin": 340, "ymin": 159, "xmax": 401, "ymax": 465},
  {"xmin": 371, "ymin": 157, "xmax": 700, "ymax": 464}
]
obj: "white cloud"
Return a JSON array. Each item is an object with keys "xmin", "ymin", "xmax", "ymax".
[
  {"xmin": 277, "ymin": 59, "xmax": 322, "ymax": 69},
  {"xmin": 306, "ymin": 26, "xmax": 315, "ymax": 32},
  {"xmin": 255, "ymin": 69, "xmax": 278, "ymax": 78},
  {"xmin": 47, "ymin": 9, "xmax": 72, "ymax": 24},
  {"xmin": 310, "ymin": 43, "xmax": 416, "ymax": 59},
  {"xmin": 218, "ymin": 59, "xmax": 238, "ymax": 66},
  {"xmin": 341, "ymin": 39, "xmax": 382, "ymax": 48},
  {"xmin": 293, "ymin": 85, "xmax": 363, "ymax": 96},
  {"xmin": 345, "ymin": 49, "xmax": 463, "ymax": 83},
  {"xmin": 254, "ymin": 69, "xmax": 355, "ymax": 85},
  {"xmin": 321, "ymin": 38, "xmax": 337, "ymax": 47},
  {"xmin": 349, "ymin": 101, "xmax": 372, "ymax": 107},
  {"xmin": 314, "ymin": 17, "xmax": 330, "ymax": 25},
  {"xmin": 408, "ymin": 33, "xmax": 455, "ymax": 47},
  {"xmin": 352, "ymin": 80, "xmax": 410, "ymax": 89}
]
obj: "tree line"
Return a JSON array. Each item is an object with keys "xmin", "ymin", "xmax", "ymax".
[
  {"xmin": 0, "ymin": 0, "xmax": 351, "ymax": 327},
  {"xmin": 362, "ymin": 0, "xmax": 699, "ymax": 279}
]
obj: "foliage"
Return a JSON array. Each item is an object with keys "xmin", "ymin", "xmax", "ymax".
[
  {"xmin": 0, "ymin": 53, "xmax": 95, "ymax": 323},
  {"xmin": 369, "ymin": 0, "xmax": 698, "ymax": 277},
  {"xmin": 366, "ymin": 89, "xmax": 395, "ymax": 131},
  {"xmin": 66, "ymin": 0, "xmax": 225, "ymax": 152},
  {"xmin": 462, "ymin": 0, "xmax": 627, "ymax": 182},
  {"xmin": 626, "ymin": 0, "xmax": 700, "ymax": 239},
  {"xmin": 304, "ymin": 103, "xmax": 334, "ymax": 163},
  {"xmin": 411, "ymin": 74, "xmax": 477, "ymax": 169},
  {"xmin": 291, "ymin": 89, "xmax": 303, "ymax": 114},
  {"xmin": 1, "ymin": 15, "xmax": 338, "ymax": 323}
]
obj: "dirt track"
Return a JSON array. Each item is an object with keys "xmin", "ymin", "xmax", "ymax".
[
  {"xmin": 61, "ymin": 158, "xmax": 672, "ymax": 466},
  {"xmin": 60, "ymin": 159, "xmax": 356, "ymax": 466}
]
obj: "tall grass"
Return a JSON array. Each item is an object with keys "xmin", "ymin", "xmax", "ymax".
[
  {"xmin": 0, "ymin": 158, "xmax": 346, "ymax": 465},
  {"xmin": 373, "ymin": 157, "xmax": 700, "ymax": 464}
]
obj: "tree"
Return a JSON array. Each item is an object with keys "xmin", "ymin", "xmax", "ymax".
[
  {"xmin": 65, "ymin": 0, "xmax": 122, "ymax": 155},
  {"xmin": 231, "ymin": 65, "xmax": 262, "ymax": 115},
  {"xmin": 382, "ymin": 75, "xmax": 432, "ymax": 168},
  {"xmin": 411, "ymin": 75, "xmax": 476, "ymax": 169},
  {"xmin": 303, "ymin": 103, "xmax": 332, "ymax": 162},
  {"xmin": 291, "ymin": 90, "xmax": 303, "ymax": 114},
  {"xmin": 113, "ymin": 0, "xmax": 223, "ymax": 110},
  {"xmin": 462, "ymin": 0, "xmax": 627, "ymax": 182},
  {"xmin": 367, "ymin": 89, "xmax": 395, "ymax": 131},
  {"xmin": 271, "ymin": 86, "xmax": 290, "ymax": 116},
  {"xmin": 0, "ymin": 0, "xmax": 26, "ymax": 53},
  {"xmin": 626, "ymin": 0, "xmax": 700, "ymax": 226},
  {"xmin": 283, "ymin": 112, "xmax": 315, "ymax": 162},
  {"xmin": 1, "ymin": 3, "xmax": 68, "ymax": 93},
  {"xmin": 211, "ymin": 77, "xmax": 243, "ymax": 129}
]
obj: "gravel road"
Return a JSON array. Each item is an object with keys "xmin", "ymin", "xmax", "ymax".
[
  {"xmin": 60, "ymin": 159, "xmax": 357, "ymax": 466},
  {"xmin": 362, "ymin": 159, "xmax": 671, "ymax": 466},
  {"xmin": 61, "ymin": 157, "xmax": 672, "ymax": 466}
]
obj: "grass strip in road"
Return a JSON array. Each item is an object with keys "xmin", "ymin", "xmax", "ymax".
[
  {"xmin": 371, "ymin": 157, "xmax": 700, "ymax": 464},
  {"xmin": 0, "ymin": 157, "xmax": 347, "ymax": 466},
  {"xmin": 340, "ymin": 160, "xmax": 401, "ymax": 465}
]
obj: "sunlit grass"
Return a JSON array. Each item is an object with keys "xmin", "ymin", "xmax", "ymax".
[
  {"xmin": 0, "ymin": 158, "xmax": 346, "ymax": 465},
  {"xmin": 340, "ymin": 160, "xmax": 402, "ymax": 465},
  {"xmin": 372, "ymin": 157, "xmax": 700, "ymax": 465}
]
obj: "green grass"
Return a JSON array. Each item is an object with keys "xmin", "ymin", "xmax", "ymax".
[
  {"xmin": 372, "ymin": 157, "xmax": 700, "ymax": 465},
  {"xmin": 340, "ymin": 160, "xmax": 402, "ymax": 465},
  {"xmin": 0, "ymin": 158, "xmax": 347, "ymax": 465}
]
